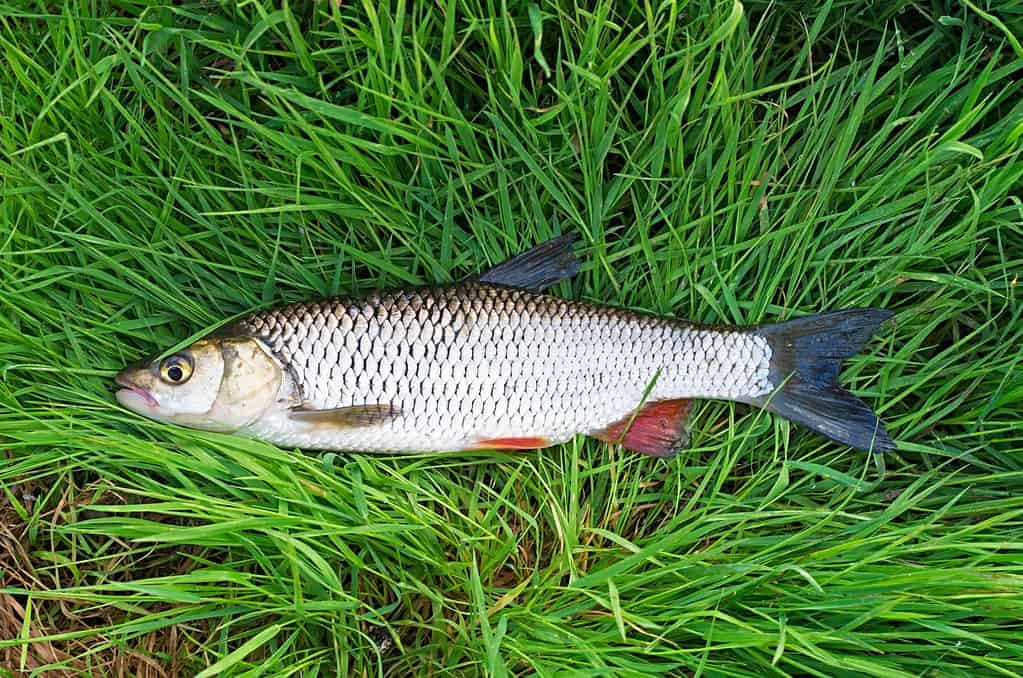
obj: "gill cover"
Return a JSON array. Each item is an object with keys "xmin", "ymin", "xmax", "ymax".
[{"xmin": 204, "ymin": 338, "xmax": 285, "ymax": 431}]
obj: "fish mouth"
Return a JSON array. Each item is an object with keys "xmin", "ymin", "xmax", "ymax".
[{"xmin": 115, "ymin": 372, "xmax": 160, "ymax": 410}]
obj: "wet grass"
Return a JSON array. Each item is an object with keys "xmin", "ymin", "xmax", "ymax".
[{"xmin": 1, "ymin": 0, "xmax": 1022, "ymax": 675}]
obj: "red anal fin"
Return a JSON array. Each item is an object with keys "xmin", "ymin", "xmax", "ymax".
[
  {"xmin": 471, "ymin": 436, "xmax": 551, "ymax": 450},
  {"xmin": 592, "ymin": 399, "xmax": 693, "ymax": 457}
]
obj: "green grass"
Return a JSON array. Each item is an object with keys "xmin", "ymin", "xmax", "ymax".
[{"xmin": 1, "ymin": 0, "xmax": 1022, "ymax": 675}]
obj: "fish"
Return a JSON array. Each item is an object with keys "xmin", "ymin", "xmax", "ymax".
[{"xmin": 115, "ymin": 234, "xmax": 895, "ymax": 456}]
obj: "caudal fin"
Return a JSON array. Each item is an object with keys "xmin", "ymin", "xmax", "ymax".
[{"xmin": 753, "ymin": 309, "xmax": 895, "ymax": 452}]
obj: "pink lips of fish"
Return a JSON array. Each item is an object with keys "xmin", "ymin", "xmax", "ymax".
[{"xmin": 115, "ymin": 371, "xmax": 160, "ymax": 410}]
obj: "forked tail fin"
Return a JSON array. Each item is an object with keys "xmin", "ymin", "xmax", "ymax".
[{"xmin": 752, "ymin": 309, "xmax": 895, "ymax": 451}]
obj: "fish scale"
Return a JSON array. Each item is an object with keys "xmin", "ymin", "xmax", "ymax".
[{"xmin": 230, "ymin": 282, "xmax": 773, "ymax": 452}]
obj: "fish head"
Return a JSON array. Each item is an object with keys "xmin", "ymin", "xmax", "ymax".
[{"xmin": 115, "ymin": 337, "xmax": 287, "ymax": 432}]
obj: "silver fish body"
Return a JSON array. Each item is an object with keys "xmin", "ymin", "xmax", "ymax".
[
  {"xmin": 115, "ymin": 235, "xmax": 895, "ymax": 454},
  {"xmin": 233, "ymin": 283, "xmax": 772, "ymax": 452}
]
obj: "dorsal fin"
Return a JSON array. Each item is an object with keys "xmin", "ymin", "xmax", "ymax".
[{"xmin": 478, "ymin": 233, "xmax": 580, "ymax": 291}]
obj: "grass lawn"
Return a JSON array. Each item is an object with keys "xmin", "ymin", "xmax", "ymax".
[{"xmin": 2, "ymin": 0, "xmax": 1022, "ymax": 675}]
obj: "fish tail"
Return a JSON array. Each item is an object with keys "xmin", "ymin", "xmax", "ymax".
[{"xmin": 751, "ymin": 309, "xmax": 895, "ymax": 451}]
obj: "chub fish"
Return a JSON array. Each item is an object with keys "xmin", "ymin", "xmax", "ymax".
[{"xmin": 116, "ymin": 235, "xmax": 895, "ymax": 456}]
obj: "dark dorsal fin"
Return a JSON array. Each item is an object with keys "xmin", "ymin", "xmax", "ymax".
[{"xmin": 478, "ymin": 233, "xmax": 580, "ymax": 291}]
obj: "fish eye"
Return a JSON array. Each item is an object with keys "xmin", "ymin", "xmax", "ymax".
[{"xmin": 159, "ymin": 354, "xmax": 193, "ymax": 385}]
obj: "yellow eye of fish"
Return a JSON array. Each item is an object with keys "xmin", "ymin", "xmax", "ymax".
[{"xmin": 159, "ymin": 355, "xmax": 193, "ymax": 385}]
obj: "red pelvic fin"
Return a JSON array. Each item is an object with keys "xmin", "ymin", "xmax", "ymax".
[
  {"xmin": 593, "ymin": 399, "xmax": 693, "ymax": 457},
  {"xmin": 471, "ymin": 436, "xmax": 551, "ymax": 450}
]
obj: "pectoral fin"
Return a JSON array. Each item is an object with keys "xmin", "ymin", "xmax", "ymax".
[{"xmin": 289, "ymin": 403, "xmax": 402, "ymax": 428}]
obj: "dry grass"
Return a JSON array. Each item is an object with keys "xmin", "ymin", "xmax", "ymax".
[{"xmin": 1, "ymin": 475, "xmax": 202, "ymax": 677}]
